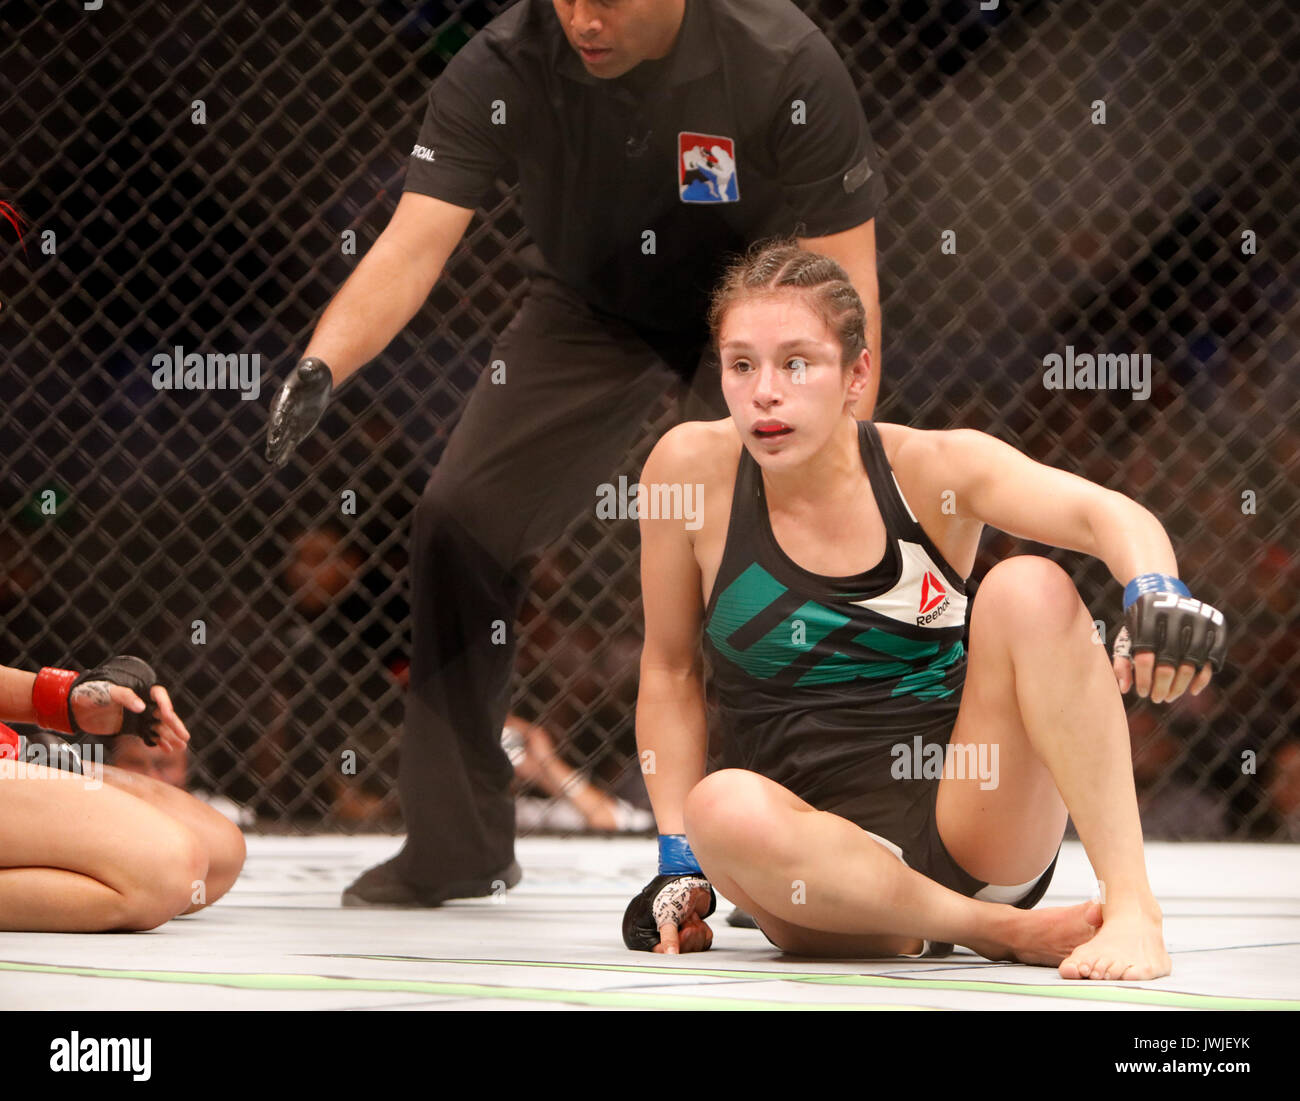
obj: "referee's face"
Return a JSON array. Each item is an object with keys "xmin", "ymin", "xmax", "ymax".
[{"xmin": 552, "ymin": 0, "xmax": 686, "ymax": 79}]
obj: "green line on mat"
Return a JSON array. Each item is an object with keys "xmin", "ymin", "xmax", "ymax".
[
  {"xmin": 325, "ymin": 955, "xmax": 1300, "ymax": 1011},
  {"xmin": 0, "ymin": 960, "xmax": 923, "ymax": 1011}
]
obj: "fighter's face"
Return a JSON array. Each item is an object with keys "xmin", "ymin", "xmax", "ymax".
[
  {"xmin": 718, "ymin": 293, "xmax": 867, "ymax": 471},
  {"xmin": 552, "ymin": 0, "xmax": 685, "ymax": 79}
]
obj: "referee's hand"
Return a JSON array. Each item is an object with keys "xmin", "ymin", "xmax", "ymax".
[{"xmin": 266, "ymin": 357, "xmax": 333, "ymax": 467}]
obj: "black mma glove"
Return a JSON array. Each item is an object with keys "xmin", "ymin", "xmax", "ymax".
[
  {"xmin": 622, "ymin": 834, "xmax": 715, "ymax": 951},
  {"xmin": 266, "ymin": 357, "xmax": 333, "ymax": 467},
  {"xmin": 622, "ymin": 873, "xmax": 717, "ymax": 951},
  {"xmin": 33, "ymin": 654, "xmax": 163, "ymax": 745}
]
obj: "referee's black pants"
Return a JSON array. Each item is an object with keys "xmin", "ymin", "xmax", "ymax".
[{"xmin": 394, "ymin": 270, "xmax": 722, "ymax": 888}]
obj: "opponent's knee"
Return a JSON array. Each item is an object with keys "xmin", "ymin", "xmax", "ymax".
[
  {"xmin": 117, "ymin": 825, "xmax": 209, "ymax": 930},
  {"xmin": 683, "ymin": 770, "xmax": 782, "ymax": 857},
  {"xmin": 201, "ymin": 818, "xmax": 247, "ymax": 905},
  {"xmin": 977, "ymin": 555, "xmax": 1084, "ymax": 636}
]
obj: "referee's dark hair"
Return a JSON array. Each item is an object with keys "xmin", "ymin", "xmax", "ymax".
[{"xmin": 707, "ymin": 236, "xmax": 868, "ymax": 369}]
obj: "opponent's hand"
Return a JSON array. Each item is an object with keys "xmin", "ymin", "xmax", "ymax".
[
  {"xmin": 1112, "ymin": 590, "xmax": 1227, "ymax": 704},
  {"xmin": 71, "ymin": 682, "xmax": 190, "ymax": 752},
  {"xmin": 65, "ymin": 655, "xmax": 184, "ymax": 749},
  {"xmin": 266, "ymin": 357, "xmax": 333, "ymax": 467},
  {"xmin": 622, "ymin": 874, "xmax": 716, "ymax": 954}
]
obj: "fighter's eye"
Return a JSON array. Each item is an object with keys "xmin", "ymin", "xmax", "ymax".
[{"xmin": 786, "ymin": 357, "xmax": 808, "ymax": 372}]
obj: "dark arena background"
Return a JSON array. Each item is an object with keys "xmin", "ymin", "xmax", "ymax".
[{"xmin": 1, "ymin": 0, "xmax": 1298, "ymax": 1027}]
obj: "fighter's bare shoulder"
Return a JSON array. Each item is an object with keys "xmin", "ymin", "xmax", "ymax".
[
  {"xmin": 643, "ymin": 419, "xmax": 741, "ymax": 549},
  {"xmin": 646, "ymin": 417, "xmax": 742, "ymax": 483},
  {"xmin": 875, "ymin": 419, "xmax": 939, "ymax": 457},
  {"xmin": 875, "ymin": 420, "xmax": 977, "ymax": 480}
]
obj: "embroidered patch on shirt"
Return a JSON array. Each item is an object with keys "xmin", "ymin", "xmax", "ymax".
[{"xmin": 678, "ymin": 132, "xmax": 739, "ymax": 203}]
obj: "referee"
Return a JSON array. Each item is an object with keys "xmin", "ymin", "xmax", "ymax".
[{"xmin": 266, "ymin": 0, "xmax": 887, "ymax": 906}]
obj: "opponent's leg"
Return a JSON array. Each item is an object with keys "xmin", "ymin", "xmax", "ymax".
[
  {"xmin": 935, "ymin": 555, "xmax": 1168, "ymax": 980},
  {"xmin": 0, "ymin": 764, "xmax": 207, "ymax": 931},
  {"xmin": 685, "ymin": 769, "xmax": 1101, "ymax": 962},
  {"xmin": 94, "ymin": 762, "xmax": 246, "ymax": 913}
]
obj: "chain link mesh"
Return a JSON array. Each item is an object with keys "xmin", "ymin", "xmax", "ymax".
[{"xmin": 2, "ymin": 0, "xmax": 1297, "ymax": 840}]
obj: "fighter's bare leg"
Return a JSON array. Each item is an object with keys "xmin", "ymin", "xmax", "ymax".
[
  {"xmin": 96, "ymin": 762, "xmax": 246, "ymax": 913},
  {"xmin": 702, "ymin": 861, "xmax": 919, "ymax": 959},
  {"xmin": 0, "ymin": 762, "xmax": 207, "ymax": 931},
  {"xmin": 936, "ymin": 556, "xmax": 1169, "ymax": 981},
  {"xmin": 684, "ymin": 769, "xmax": 1100, "ymax": 962}
]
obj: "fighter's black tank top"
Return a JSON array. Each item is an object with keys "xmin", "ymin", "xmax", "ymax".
[{"xmin": 703, "ymin": 421, "xmax": 969, "ymax": 836}]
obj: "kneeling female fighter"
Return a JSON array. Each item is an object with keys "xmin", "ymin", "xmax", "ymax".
[
  {"xmin": 623, "ymin": 240, "xmax": 1226, "ymax": 980},
  {"xmin": 0, "ymin": 656, "xmax": 246, "ymax": 931}
]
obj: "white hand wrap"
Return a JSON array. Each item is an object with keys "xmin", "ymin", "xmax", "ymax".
[{"xmin": 651, "ymin": 875, "xmax": 711, "ymax": 929}]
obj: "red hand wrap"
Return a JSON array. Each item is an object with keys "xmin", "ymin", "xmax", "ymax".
[
  {"xmin": 0, "ymin": 721, "xmax": 20, "ymax": 760},
  {"xmin": 33, "ymin": 667, "xmax": 78, "ymax": 734}
]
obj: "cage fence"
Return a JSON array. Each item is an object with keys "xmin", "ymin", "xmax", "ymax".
[{"xmin": 1, "ymin": 0, "xmax": 1297, "ymax": 839}]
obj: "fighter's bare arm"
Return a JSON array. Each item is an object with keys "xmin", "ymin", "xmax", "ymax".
[
  {"xmin": 917, "ymin": 428, "xmax": 1177, "ymax": 584},
  {"xmin": 635, "ymin": 423, "xmax": 713, "ymax": 835},
  {"xmin": 895, "ymin": 426, "xmax": 1216, "ymax": 702}
]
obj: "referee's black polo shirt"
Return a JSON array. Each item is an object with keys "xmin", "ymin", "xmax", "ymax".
[{"xmin": 403, "ymin": 0, "xmax": 885, "ymax": 373}]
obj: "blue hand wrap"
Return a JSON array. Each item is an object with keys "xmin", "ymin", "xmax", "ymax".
[
  {"xmin": 1123, "ymin": 572, "xmax": 1190, "ymax": 611},
  {"xmin": 657, "ymin": 834, "xmax": 702, "ymax": 876}
]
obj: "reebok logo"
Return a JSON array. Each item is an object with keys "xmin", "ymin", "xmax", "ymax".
[{"xmin": 917, "ymin": 571, "xmax": 950, "ymax": 625}]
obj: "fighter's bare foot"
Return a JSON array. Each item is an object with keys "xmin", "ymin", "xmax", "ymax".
[
  {"xmin": 1059, "ymin": 900, "xmax": 1170, "ymax": 981},
  {"xmin": 966, "ymin": 900, "xmax": 1102, "ymax": 967}
]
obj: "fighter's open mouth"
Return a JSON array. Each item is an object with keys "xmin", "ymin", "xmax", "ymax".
[{"xmin": 754, "ymin": 425, "xmax": 793, "ymax": 438}]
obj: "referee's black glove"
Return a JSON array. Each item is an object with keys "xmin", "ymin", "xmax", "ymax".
[{"xmin": 266, "ymin": 357, "xmax": 333, "ymax": 467}]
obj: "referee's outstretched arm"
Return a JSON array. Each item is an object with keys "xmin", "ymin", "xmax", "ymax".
[
  {"xmin": 304, "ymin": 193, "xmax": 474, "ymax": 389},
  {"xmin": 265, "ymin": 193, "xmax": 473, "ymax": 465}
]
